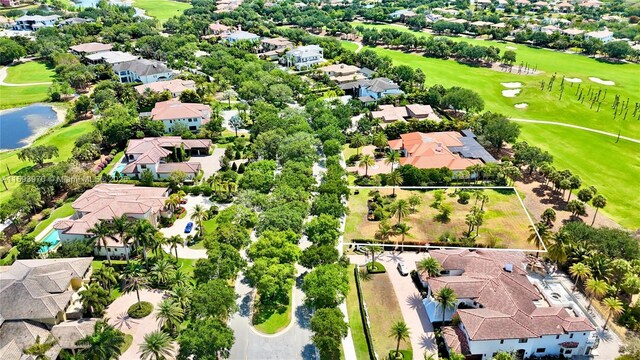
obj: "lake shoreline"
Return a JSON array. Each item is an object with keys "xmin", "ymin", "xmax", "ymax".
[{"xmin": 0, "ymin": 103, "xmax": 67, "ymax": 152}]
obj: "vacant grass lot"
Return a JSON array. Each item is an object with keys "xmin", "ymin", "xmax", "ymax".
[
  {"xmin": 4, "ymin": 62, "xmax": 55, "ymax": 84},
  {"xmin": 0, "ymin": 120, "xmax": 95, "ymax": 203},
  {"xmin": 518, "ymin": 122, "xmax": 640, "ymax": 229},
  {"xmin": 345, "ymin": 188, "xmax": 536, "ymax": 249},
  {"xmin": 348, "ymin": 22, "xmax": 640, "ymax": 137},
  {"xmin": 360, "ymin": 271, "xmax": 411, "ymax": 358},
  {"xmin": 134, "ymin": 0, "xmax": 191, "ymax": 23},
  {"xmin": 346, "ymin": 265, "xmax": 371, "ymax": 360}
]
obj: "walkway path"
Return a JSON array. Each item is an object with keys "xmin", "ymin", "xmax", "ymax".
[
  {"xmin": 0, "ymin": 66, "xmax": 52, "ymax": 86},
  {"xmin": 105, "ymin": 289, "xmax": 174, "ymax": 360},
  {"xmin": 511, "ymin": 118, "xmax": 640, "ymax": 144}
]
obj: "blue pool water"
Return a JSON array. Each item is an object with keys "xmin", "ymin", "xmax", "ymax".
[
  {"xmin": 39, "ymin": 230, "xmax": 61, "ymax": 253},
  {"xmin": 111, "ymin": 162, "xmax": 127, "ymax": 176},
  {"xmin": 0, "ymin": 105, "xmax": 59, "ymax": 150}
]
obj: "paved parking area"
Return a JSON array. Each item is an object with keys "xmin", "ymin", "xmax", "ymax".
[
  {"xmin": 190, "ymin": 147, "xmax": 225, "ymax": 178},
  {"xmin": 349, "ymin": 251, "xmax": 438, "ymax": 360}
]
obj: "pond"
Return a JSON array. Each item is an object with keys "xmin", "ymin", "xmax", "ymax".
[
  {"xmin": 73, "ymin": 0, "xmax": 150, "ymax": 18},
  {"xmin": 0, "ymin": 104, "xmax": 61, "ymax": 151}
]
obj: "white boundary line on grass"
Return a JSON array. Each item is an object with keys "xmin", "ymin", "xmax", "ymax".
[{"xmin": 346, "ymin": 185, "xmax": 548, "ymax": 253}]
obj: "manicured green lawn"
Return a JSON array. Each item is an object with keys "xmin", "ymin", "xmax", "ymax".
[
  {"xmin": 341, "ymin": 40, "xmax": 360, "ymax": 52},
  {"xmin": 0, "ymin": 120, "xmax": 96, "ymax": 204},
  {"xmin": 253, "ymin": 287, "xmax": 293, "ymax": 334},
  {"xmin": 518, "ymin": 122, "xmax": 640, "ymax": 229},
  {"xmin": 120, "ymin": 334, "xmax": 134, "ymax": 353},
  {"xmin": 346, "ymin": 265, "xmax": 371, "ymax": 360},
  {"xmin": 134, "ymin": 0, "xmax": 191, "ymax": 23},
  {"xmin": 4, "ymin": 62, "xmax": 55, "ymax": 84},
  {"xmin": 29, "ymin": 203, "xmax": 75, "ymax": 238},
  {"xmin": 348, "ymin": 22, "xmax": 640, "ymax": 137},
  {"xmin": 0, "ymin": 85, "xmax": 52, "ymax": 109}
]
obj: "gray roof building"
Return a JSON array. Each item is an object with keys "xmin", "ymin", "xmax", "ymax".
[{"xmin": 113, "ymin": 59, "xmax": 171, "ymax": 77}]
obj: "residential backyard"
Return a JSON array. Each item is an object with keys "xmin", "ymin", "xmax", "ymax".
[
  {"xmin": 345, "ymin": 187, "xmax": 537, "ymax": 250},
  {"xmin": 360, "ymin": 270, "xmax": 412, "ymax": 359}
]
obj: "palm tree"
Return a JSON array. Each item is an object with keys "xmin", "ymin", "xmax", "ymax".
[
  {"xmin": 110, "ymin": 215, "xmax": 132, "ymax": 264},
  {"xmin": 23, "ymin": 335, "xmax": 57, "ymax": 360},
  {"xmin": 156, "ymin": 299, "xmax": 184, "ymax": 333},
  {"xmin": 351, "ymin": 133, "xmax": 367, "ymax": 157},
  {"xmin": 79, "ymin": 283, "xmax": 109, "ymax": 317},
  {"xmin": 408, "ymin": 195, "xmax": 422, "ymax": 213},
  {"xmin": 164, "ymin": 194, "xmax": 180, "ymax": 213},
  {"xmin": 133, "ymin": 219, "xmax": 156, "ymax": 269},
  {"xmin": 541, "ymin": 208, "xmax": 556, "ymax": 227},
  {"xmin": 492, "ymin": 352, "xmax": 515, "ymax": 360},
  {"xmin": 358, "ymin": 154, "xmax": 375, "ymax": 177},
  {"xmin": 122, "ymin": 266, "xmax": 149, "ymax": 308},
  {"xmin": 169, "ymin": 283, "xmax": 192, "ymax": 312},
  {"xmin": 569, "ymin": 263, "xmax": 591, "ymax": 291},
  {"xmin": 602, "ymin": 297, "xmax": 623, "ymax": 330},
  {"xmin": 385, "ymin": 150, "xmax": 401, "ymax": 171},
  {"xmin": 91, "ymin": 265, "xmax": 118, "ymax": 295},
  {"xmin": 374, "ymin": 220, "xmax": 394, "ymax": 242},
  {"xmin": 90, "ymin": 221, "xmax": 115, "ymax": 265},
  {"xmin": 386, "ymin": 170, "xmax": 403, "ymax": 197},
  {"xmin": 190, "ymin": 204, "xmax": 209, "ymax": 236},
  {"xmin": 373, "ymin": 131, "xmax": 388, "ymax": 150},
  {"xmin": 434, "ymin": 286, "xmax": 457, "ymax": 323},
  {"xmin": 585, "ymin": 278, "xmax": 608, "ymax": 310},
  {"xmin": 547, "ymin": 231, "xmax": 570, "ymax": 264},
  {"xmin": 417, "ymin": 257, "xmax": 442, "ymax": 278},
  {"xmin": 167, "ymin": 235, "xmax": 183, "ymax": 260},
  {"xmin": 394, "ymin": 223, "xmax": 412, "ymax": 252},
  {"xmin": 151, "ymin": 258, "xmax": 175, "ymax": 287},
  {"xmin": 390, "ymin": 199, "xmax": 411, "ymax": 225},
  {"xmin": 77, "ymin": 321, "xmax": 125, "ymax": 360},
  {"xmin": 150, "ymin": 233, "xmax": 168, "ymax": 258},
  {"xmin": 527, "ymin": 222, "xmax": 550, "ymax": 257},
  {"xmin": 389, "ymin": 321, "xmax": 410, "ymax": 359},
  {"xmin": 591, "ymin": 194, "xmax": 607, "ymax": 225},
  {"xmin": 139, "ymin": 331, "xmax": 174, "ymax": 360},
  {"xmin": 364, "ymin": 244, "xmax": 383, "ymax": 271}
]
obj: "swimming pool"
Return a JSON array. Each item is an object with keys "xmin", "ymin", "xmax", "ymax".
[
  {"xmin": 110, "ymin": 161, "xmax": 127, "ymax": 176},
  {"xmin": 39, "ymin": 230, "xmax": 61, "ymax": 253}
]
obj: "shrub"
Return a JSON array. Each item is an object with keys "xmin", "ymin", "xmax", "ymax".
[
  {"xmin": 127, "ymin": 301, "xmax": 153, "ymax": 318},
  {"xmin": 25, "ymin": 220, "xmax": 38, "ymax": 233},
  {"xmin": 457, "ymin": 191, "xmax": 471, "ymax": 204},
  {"xmin": 40, "ymin": 208, "xmax": 52, "ymax": 219}
]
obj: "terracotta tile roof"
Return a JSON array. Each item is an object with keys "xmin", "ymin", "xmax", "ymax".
[
  {"xmin": 54, "ymin": 184, "xmax": 168, "ymax": 236},
  {"xmin": 134, "ymin": 79, "xmax": 196, "ymax": 95},
  {"xmin": 151, "ymin": 99, "xmax": 211, "ymax": 122},
  {"xmin": 442, "ymin": 326, "xmax": 470, "ymax": 355},
  {"xmin": 428, "ymin": 250, "xmax": 595, "ymax": 341},
  {"xmin": 156, "ymin": 162, "xmax": 201, "ymax": 174},
  {"xmin": 69, "ymin": 42, "xmax": 112, "ymax": 54},
  {"xmin": 122, "ymin": 137, "xmax": 211, "ymax": 176},
  {"xmin": 319, "ymin": 63, "xmax": 360, "ymax": 76}
]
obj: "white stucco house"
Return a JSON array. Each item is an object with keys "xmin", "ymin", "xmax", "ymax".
[
  {"xmin": 113, "ymin": 59, "xmax": 174, "ymax": 84},
  {"xmin": 150, "ymin": 99, "xmax": 212, "ymax": 133},
  {"xmin": 52, "ymin": 184, "xmax": 169, "ymax": 257},
  {"xmin": 421, "ymin": 250, "xmax": 598, "ymax": 360},
  {"xmin": 13, "ymin": 15, "xmax": 59, "ymax": 31},
  {"xmin": 283, "ymin": 45, "xmax": 325, "ymax": 70},
  {"xmin": 585, "ymin": 29, "xmax": 614, "ymax": 43},
  {"xmin": 225, "ymin": 30, "xmax": 260, "ymax": 44}
]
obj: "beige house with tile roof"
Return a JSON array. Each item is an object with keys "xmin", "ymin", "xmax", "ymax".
[
  {"xmin": 150, "ymin": 99, "xmax": 211, "ymax": 133},
  {"xmin": 134, "ymin": 79, "xmax": 196, "ymax": 97},
  {"xmin": 53, "ymin": 184, "xmax": 169, "ymax": 256}
]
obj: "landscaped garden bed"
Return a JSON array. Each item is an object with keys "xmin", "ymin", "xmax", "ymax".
[{"xmin": 127, "ymin": 301, "xmax": 153, "ymax": 318}]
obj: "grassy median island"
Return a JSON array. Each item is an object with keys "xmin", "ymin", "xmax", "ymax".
[
  {"xmin": 345, "ymin": 187, "xmax": 536, "ymax": 250},
  {"xmin": 252, "ymin": 286, "xmax": 293, "ymax": 334}
]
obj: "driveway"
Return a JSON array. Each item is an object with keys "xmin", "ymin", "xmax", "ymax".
[
  {"xmin": 190, "ymin": 147, "xmax": 225, "ymax": 178},
  {"xmin": 105, "ymin": 289, "xmax": 174, "ymax": 360},
  {"xmin": 349, "ymin": 252, "xmax": 438, "ymax": 360},
  {"xmin": 160, "ymin": 195, "xmax": 222, "ymax": 259},
  {"xmin": 221, "ymin": 110, "xmax": 250, "ymax": 136}
]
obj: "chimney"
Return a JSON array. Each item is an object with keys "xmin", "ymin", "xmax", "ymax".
[{"xmin": 504, "ymin": 263, "xmax": 513, "ymax": 272}]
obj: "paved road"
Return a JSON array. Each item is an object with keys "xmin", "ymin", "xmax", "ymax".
[
  {"xmin": 511, "ymin": 118, "xmax": 640, "ymax": 144},
  {"xmin": 0, "ymin": 66, "xmax": 52, "ymax": 86}
]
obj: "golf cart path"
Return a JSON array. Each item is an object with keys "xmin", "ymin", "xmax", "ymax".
[
  {"xmin": 0, "ymin": 66, "xmax": 52, "ymax": 86},
  {"xmin": 511, "ymin": 118, "xmax": 640, "ymax": 144}
]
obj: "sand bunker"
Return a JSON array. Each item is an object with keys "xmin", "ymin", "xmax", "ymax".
[
  {"xmin": 506, "ymin": 46, "xmax": 517, "ymax": 50},
  {"xmin": 501, "ymin": 82, "xmax": 522, "ymax": 88},
  {"xmin": 589, "ymin": 77, "xmax": 615, "ymax": 86},
  {"xmin": 514, "ymin": 103, "xmax": 528, "ymax": 109},
  {"xmin": 502, "ymin": 89, "xmax": 521, "ymax": 97},
  {"xmin": 565, "ymin": 77, "xmax": 582, "ymax": 83}
]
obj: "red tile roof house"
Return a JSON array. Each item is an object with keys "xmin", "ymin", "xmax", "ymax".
[
  {"xmin": 150, "ymin": 99, "xmax": 212, "ymax": 133},
  {"xmin": 422, "ymin": 249, "xmax": 597, "ymax": 359},
  {"xmin": 120, "ymin": 137, "xmax": 211, "ymax": 180},
  {"xmin": 388, "ymin": 130, "xmax": 495, "ymax": 174},
  {"xmin": 53, "ymin": 184, "xmax": 169, "ymax": 257},
  {"xmin": 69, "ymin": 42, "xmax": 113, "ymax": 56},
  {"xmin": 134, "ymin": 79, "xmax": 196, "ymax": 98}
]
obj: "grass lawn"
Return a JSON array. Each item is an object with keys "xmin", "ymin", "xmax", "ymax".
[
  {"xmin": 253, "ymin": 286, "xmax": 293, "ymax": 334},
  {"xmin": 29, "ymin": 202, "xmax": 75, "ymax": 238},
  {"xmin": 341, "ymin": 40, "xmax": 360, "ymax": 52},
  {"xmin": 518, "ymin": 122, "xmax": 640, "ymax": 229},
  {"xmin": 4, "ymin": 62, "xmax": 55, "ymax": 84},
  {"xmin": 0, "ymin": 84, "xmax": 52, "ymax": 109},
  {"xmin": 0, "ymin": 120, "xmax": 95, "ymax": 204},
  {"xmin": 360, "ymin": 271, "xmax": 411, "ymax": 358},
  {"xmin": 345, "ymin": 188, "xmax": 536, "ymax": 249},
  {"xmin": 133, "ymin": 0, "xmax": 191, "ymax": 23},
  {"xmin": 120, "ymin": 334, "xmax": 134, "ymax": 353},
  {"xmin": 0, "ymin": 248, "xmax": 18, "ymax": 266},
  {"xmin": 346, "ymin": 265, "xmax": 371, "ymax": 360}
]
